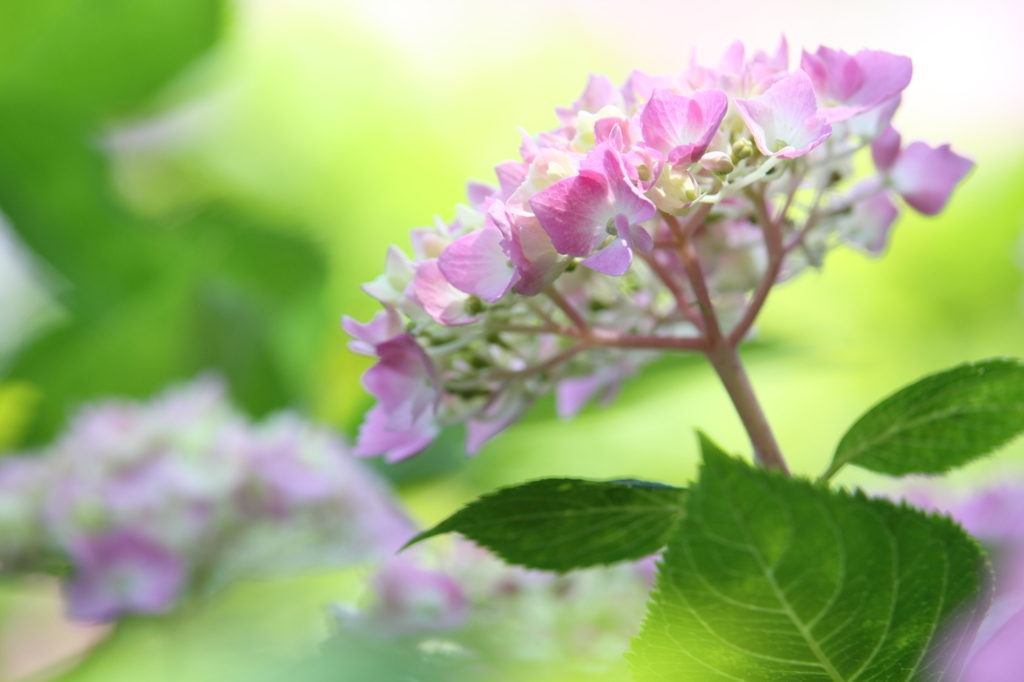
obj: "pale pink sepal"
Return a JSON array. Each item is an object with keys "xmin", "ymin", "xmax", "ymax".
[
  {"xmin": 409, "ymin": 259, "xmax": 480, "ymax": 326},
  {"xmin": 342, "ymin": 306, "xmax": 404, "ymax": 356},
  {"xmin": 354, "ymin": 404, "xmax": 439, "ymax": 463},
  {"xmin": 555, "ymin": 363, "xmax": 632, "ymax": 419},
  {"xmin": 529, "ymin": 143, "xmax": 655, "ymax": 258},
  {"xmin": 801, "ymin": 47, "xmax": 912, "ymax": 123},
  {"xmin": 839, "ymin": 190, "xmax": 899, "ymax": 255},
  {"xmin": 871, "ymin": 125, "xmax": 902, "ymax": 171},
  {"xmin": 640, "ymin": 89, "xmax": 728, "ymax": 168},
  {"xmin": 500, "ymin": 213, "xmax": 566, "ymax": 296},
  {"xmin": 734, "ymin": 71, "xmax": 832, "ymax": 159},
  {"xmin": 889, "ymin": 142, "xmax": 973, "ymax": 215},
  {"xmin": 580, "ymin": 214, "xmax": 652, "ymax": 276},
  {"xmin": 360, "ymin": 334, "xmax": 439, "ymax": 433},
  {"xmin": 438, "ymin": 225, "xmax": 518, "ymax": 303},
  {"xmin": 465, "ymin": 391, "xmax": 528, "ymax": 454}
]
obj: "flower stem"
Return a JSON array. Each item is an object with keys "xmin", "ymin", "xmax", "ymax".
[{"xmin": 705, "ymin": 338, "xmax": 789, "ymax": 474}]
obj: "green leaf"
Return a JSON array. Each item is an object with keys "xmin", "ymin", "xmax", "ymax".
[
  {"xmin": 630, "ymin": 433, "xmax": 990, "ymax": 682},
  {"xmin": 823, "ymin": 358, "xmax": 1024, "ymax": 480},
  {"xmin": 405, "ymin": 478, "xmax": 687, "ymax": 572}
]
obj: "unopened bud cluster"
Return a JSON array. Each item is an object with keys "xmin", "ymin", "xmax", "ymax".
[{"xmin": 346, "ymin": 39, "xmax": 972, "ymax": 462}]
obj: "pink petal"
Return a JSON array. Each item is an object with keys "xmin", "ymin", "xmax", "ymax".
[
  {"xmin": 848, "ymin": 95, "xmax": 901, "ymax": 140},
  {"xmin": 963, "ymin": 605, "xmax": 1024, "ymax": 681},
  {"xmin": 354, "ymin": 404, "xmax": 439, "ymax": 463},
  {"xmin": 556, "ymin": 73, "xmax": 625, "ymax": 128},
  {"xmin": 530, "ymin": 144, "xmax": 654, "ymax": 260},
  {"xmin": 871, "ymin": 125, "xmax": 902, "ymax": 172},
  {"xmin": 631, "ymin": 223, "xmax": 654, "ymax": 253},
  {"xmin": 342, "ymin": 307, "xmax": 404, "ymax": 356},
  {"xmin": 556, "ymin": 374, "xmax": 607, "ymax": 419},
  {"xmin": 361, "ymin": 334, "xmax": 438, "ymax": 432},
  {"xmin": 581, "ymin": 237, "xmax": 633, "ymax": 276},
  {"xmin": 518, "ymin": 127, "xmax": 539, "ymax": 164},
  {"xmin": 529, "ymin": 172, "xmax": 608, "ymax": 257},
  {"xmin": 465, "ymin": 391, "xmax": 528, "ymax": 454},
  {"xmin": 624, "ymin": 70, "xmax": 678, "ymax": 106},
  {"xmin": 502, "ymin": 215, "xmax": 566, "ymax": 296},
  {"xmin": 803, "ymin": 47, "xmax": 912, "ymax": 123},
  {"xmin": 717, "ymin": 41, "xmax": 746, "ymax": 75},
  {"xmin": 466, "ymin": 181, "xmax": 496, "ymax": 208},
  {"xmin": 640, "ymin": 89, "xmax": 728, "ymax": 167},
  {"xmin": 494, "ymin": 160, "xmax": 528, "ymax": 200},
  {"xmin": 438, "ymin": 225, "xmax": 518, "ymax": 303},
  {"xmin": 889, "ymin": 142, "xmax": 973, "ymax": 215},
  {"xmin": 409, "ymin": 259, "xmax": 479, "ymax": 326},
  {"xmin": 735, "ymin": 71, "xmax": 832, "ymax": 159},
  {"xmin": 578, "ymin": 143, "xmax": 658, "ymax": 223},
  {"xmin": 839, "ymin": 190, "xmax": 899, "ymax": 254}
]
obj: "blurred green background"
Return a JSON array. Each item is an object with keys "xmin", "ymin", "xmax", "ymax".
[{"xmin": 0, "ymin": 0, "xmax": 1022, "ymax": 679}]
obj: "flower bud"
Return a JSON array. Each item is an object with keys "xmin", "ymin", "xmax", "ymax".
[
  {"xmin": 699, "ymin": 151, "xmax": 735, "ymax": 174},
  {"xmin": 731, "ymin": 138, "xmax": 754, "ymax": 162},
  {"xmin": 463, "ymin": 296, "xmax": 486, "ymax": 316}
]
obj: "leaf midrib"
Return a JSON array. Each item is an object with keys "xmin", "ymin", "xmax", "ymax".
[{"xmin": 719, "ymin": 479, "xmax": 847, "ymax": 682}]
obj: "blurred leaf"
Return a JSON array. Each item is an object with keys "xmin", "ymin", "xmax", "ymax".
[
  {"xmin": 407, "ymin": 478, "xmax": 686, "ymax": 572},
  {"xmin": 4, "ymin": 209, "xmax": 327, "ymax": 444},
  {"xmin": 630, "ymin": 433, "xmax": 988, "ymax": 682},
  {"xmin": 823, "ymin": 358, "xmax": 1024, "ymax": 481},
  {"xmin": 0, "ymin": 0, "xmax": 224, "ymax": 116},
  {"xmin": 0, "ymin": 0, "xmax": 335, "ymax": 446}
]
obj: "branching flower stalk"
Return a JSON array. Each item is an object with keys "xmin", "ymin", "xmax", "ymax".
[{"xmin": 345, "ymin": 38, "xmax": 972, "ymax": 470}]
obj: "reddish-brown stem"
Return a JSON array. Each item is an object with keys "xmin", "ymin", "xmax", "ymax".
[
  {"xmin": 653, "ymin": 239, "xmax": 681, "ymax": 249},
  {"xmin": 638, "ymin": 251, "xmax": 706, "ymax": 332},
  {"xmin": 663, "ymin": 212, "xmax": 723, "ymax": 342},
  {"xmin": 662, "ymin": 207, "xmax": 790, "ymax": 474},
  {"xmin": 728, "ymin": 187, "xmax": 784, "ymax": 346},
  {"xmin": 587, "ymin": 332, "xmax": 705, "ymax": 351},
  {"xmin": 705, "ymin": 338, "xmax": 789, "ymax": 474},
  {"xmin": 545, "ymin": 285, "xmax": 589, "ymax": 332}
]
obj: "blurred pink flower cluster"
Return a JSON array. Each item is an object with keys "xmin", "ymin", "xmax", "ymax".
[
  {"xmin": 902, "ymin": 474, "xmax": 1024, "ymax": 681},
  {"xmin": 0, "ymin": 377, "xmax": 415, "ymax": 622},
  {"xmin": 334, "ymin": 543, "xmax": 656, "ymax": 665},
  {"xmin": 347, "ymin": 39, "xmax": 973, "ymax": 462}
]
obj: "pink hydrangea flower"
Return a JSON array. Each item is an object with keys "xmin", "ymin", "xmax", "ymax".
[
  {"xmin": 64, "ymin": 530, "xmax": 184, "ymax": 622},
  {"xmin": 439, "ymin": 217, "xmax": 519, "ymax": 302},
  {"xmin": 639, "ymin": 89, "xmax": 728, "ymax": 167},
  {"xmin": 347, "ymin": 40, "xmax": 969, "ymax": 462},
  {"xmin": 801, "ymin": 47, "xmax": 912, "ymax": 123},
  {"xmin": 530, "ymin": 142, "xmax": 656, "ymax": 275},
  {"xmin": 734, "ymin": 70, "xmax": 833, "ymax": 159},
  {"xmin": 0, "ymin": 377, "xmax": 417, "ymax": 621},
  {"xmin": 873, "ymin": 127, "xmax": 974, "ymax": 215}
]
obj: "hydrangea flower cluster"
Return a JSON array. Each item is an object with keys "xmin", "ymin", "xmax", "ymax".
[
  {"xmin": 898, "ymin": 473, "xmax": 1024, "ymax": 680},
  {"xmin": 333, "ymin": 542, "xmax": 655, "ymax": 667},
  {"xmin": 0, "ymin": 377, "xmax": 415, "ymax": 622},
  {"xmin": 347, "ymin": 39, "xmax": 973, "ymax": 465}
]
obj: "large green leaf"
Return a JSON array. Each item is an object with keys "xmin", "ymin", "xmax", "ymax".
[
  {"xmin": 822, "ymin": 358, "xmax": 1024, "ymax": 481},
  {"xmin": 630, "ymin": 433, "xmax": 989, "ymax": 682},
  {"xmin": 406, "ymin": 478, "xmax": 686, "ymax": 572}
]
